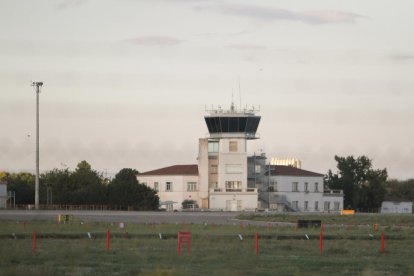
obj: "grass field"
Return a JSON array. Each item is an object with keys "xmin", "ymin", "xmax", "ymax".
[{"xmin": 1, "ymin": 214, "xmax": 413, "ymax": 275}]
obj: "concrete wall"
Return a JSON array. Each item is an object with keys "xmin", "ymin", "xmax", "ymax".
[
  {"xmin": 197, "ymin": 138, "xmax": 210, "ymax": 208},
  {"xmin": 209, "ymin": 190, "xmax": 258, "ymax": 211}
]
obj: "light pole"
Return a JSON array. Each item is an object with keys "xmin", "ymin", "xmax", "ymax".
[
  {"xmin": 32, "ymin": 81, "xmax": 43, "ymax": 210},
  {"xmin": 268, "ymin": 163, "xmax": 271, "ymax": 209}
]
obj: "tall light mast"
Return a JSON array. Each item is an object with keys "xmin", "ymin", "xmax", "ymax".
[{"xmin": 32, "ymin": 81, "xmax": 43, "ymax": 210}]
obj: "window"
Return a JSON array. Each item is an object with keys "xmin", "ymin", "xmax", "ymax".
[
  {"xmin": 271, "ymin": 181, "xmax": 277, "ymax": 192},
  {"xmin": 255, "ymin": 164, "xmax": 261, "ymax": 174},
  {"xmin": 315, "ymin": 201, "xmax": 319, "ymax": 211},
  {"xmin": 292, "ymin": 182, "xmax": 299, "ymax": 192},
  {"xmin": 324, "ymin": 201, "xmax": 330, "ymax": 211},
  {"xmin": 210, "ymin": 165, "xmax": 218, "ymax": 174},
  {"xmin": 154, "ymin": 182, "xmax": 159, "ymax": 192},
  {"xmin": 237, "ymin": 200, "xmax": 242, "ymax": 211},
  {"xmin": 334, "ymin": 201, "xmax": 340, "ymax": 211},
  {"xmin": 225, "ymin": 181, "xmax": 242, "ymax": 191},
  {"xmin": 229, "ymin": 141, "xmax": 238, "ymax": 152},
  {"xmin": 187, "ymin": 182, "xmax": 197, "ymax": 191},
  {"xmin": 304, "ymin": 201, "xmax": 309, "ymax": 211},
  {"xmin": 314, "ymin": 182, "xmax": 319, "ymax": 192},
  {"xmin": 166, "ymin": 182, "xmax": 172, "ymax": 192},
  {"xmin": 226, "ymin": 200, "xmax": 231, "ymax": 211},
  {"xmin": 304, "ymin": 182, "xmax": 309, "ymax": 192},
  {"xmin": 292, "ymin": 201, "xmax": 299, "ymax": 210},
  {"xmin": 208, "ymin": 141, "xmax": 219, "ymax": 155}
]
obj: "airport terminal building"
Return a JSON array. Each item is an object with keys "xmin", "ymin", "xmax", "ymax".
[{"xmin": 137, "ymin": 104, "xmax": 343, "ymax": 211}]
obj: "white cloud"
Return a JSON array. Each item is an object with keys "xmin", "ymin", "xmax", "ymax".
[
  {"xmin": 56, "ymin": 0, "xmax": 87, "ymax": 10},
  {"xmin": 227, "ymin": 44, "xmax": 267, "ymax": 51},
  {"xmin": 218, "ymin": 4, "xmax": 365, "ymax": 24},
  {"xmin": 391, "ymin": 54, "xmax": 414, "ymax": 62},
  {"xmin": 124, "ymin": 36, "xmax": 185, "ymax": 46}
]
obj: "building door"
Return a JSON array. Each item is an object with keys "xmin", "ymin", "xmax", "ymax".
[
  {"xmin": 231, "ymin": 200, "xmax": 238, "ymax": 211},
  {"xmin": 202, "ymin": 198, "xmax": 209, "ymax": 209}
]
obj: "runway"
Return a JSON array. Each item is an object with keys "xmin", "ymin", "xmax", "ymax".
[{"xmin": 0, "ymin": 210, "xmax": 251, "ymax": 225}]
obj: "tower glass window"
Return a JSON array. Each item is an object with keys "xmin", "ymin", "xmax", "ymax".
[{"xmin": 208, "ymin": 141, "xmax": 219, "ymax": 155}]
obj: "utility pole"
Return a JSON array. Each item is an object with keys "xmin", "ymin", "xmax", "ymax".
[
  {"xmin": 268, "ymin": 163, "xmax": 271, "ymax": 209},
  {"xmin": 32, "ymin": 81, "xmax": 43, "ymax": 210}
]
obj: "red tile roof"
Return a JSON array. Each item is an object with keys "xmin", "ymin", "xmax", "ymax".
[
  {"xmin": 138, "ymin": 165, "xmax": 198, "ymax": 176},
  {"xmin": 270, "ymin": 165, "xmax": 323, "ymax": 177}
]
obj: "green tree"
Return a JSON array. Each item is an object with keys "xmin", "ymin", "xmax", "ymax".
[
  {"xmin": 0, "ymin": 171, "xmax": 7, "ymax": 181},
  {"xmin": 182, "ymin": 199, "xmax": 198, "ymax": 209},
  {"xmin": 3, "ymin": 172, "xmax": 35, "ymax": 204},
  {"xmin": 40, "ymin": 161, "xmax": 107, "ymax": 205},
  {"xmin": 108, "ymin": 168, "xmax": 159, "ymax": 210},
  {"xmin": 386, "ymin": 179, "xmax": 414, "ymax": 201},
  {"xmin": 40, "ymin": 168, "xmax": 72, "ymax": 204},
  {"xmin": 70, "ymin": 161, "xmax": 106, "ymax": 204},
  {"xmin": 325, "ymin": 155, "xmax": 387, "ymax": 210}
]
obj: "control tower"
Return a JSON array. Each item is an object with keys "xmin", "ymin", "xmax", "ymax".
[{"xmin": 198, "ymin": 103, "xmax": 260, "ymax": 211}]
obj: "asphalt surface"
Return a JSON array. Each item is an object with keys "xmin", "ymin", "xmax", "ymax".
[{"xmin": 0, "ymin": 210, "xmax": 259, "ymax": 225}]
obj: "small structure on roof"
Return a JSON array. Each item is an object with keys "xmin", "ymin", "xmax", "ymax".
[{"xmin": 381, "ymin": 200, "xmax": 412, "ymax": 214}]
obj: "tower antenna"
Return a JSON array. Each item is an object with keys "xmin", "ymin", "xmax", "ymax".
[{"xmin": 238, "ymin": 75, "xmax": 242, "ymax": 110}]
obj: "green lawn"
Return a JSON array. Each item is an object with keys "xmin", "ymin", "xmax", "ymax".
[{"xmin": 1, "ymin": 215, "xmax": 413, "ymax": 275}]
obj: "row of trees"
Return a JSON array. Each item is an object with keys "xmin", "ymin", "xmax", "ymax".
[
  {"xmin": 325, "ymin": 155, "xmax": 413, "ymax": 211},
  {"xmin": 1, "ymin": 161, "xmax": 159, "ymax": 210},
  {"xmin": 2, "ymin": 156, "xmax": 413, "ymax": 211}
]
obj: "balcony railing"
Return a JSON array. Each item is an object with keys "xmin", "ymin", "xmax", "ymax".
[
  {"xmin": 323, "ymin": 189, "xmax": 344, "ymax": 195},
  {"xmin": 210, "ymin": 188, "xmax": 257, "ymax": 193}
]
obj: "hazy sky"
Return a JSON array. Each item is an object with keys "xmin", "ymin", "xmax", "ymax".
[{"xmin": 1, "ymin": 0, "xmax": 413, "ymax": 179}]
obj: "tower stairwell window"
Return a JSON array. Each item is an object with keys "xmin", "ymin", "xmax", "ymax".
[
  {"xmin": 225, "ymin": 181, "xmax": 242, "ymax": 192},
  {"xmin": 229, "ymin": 141, "xmax": 238, "ymax": 152}
]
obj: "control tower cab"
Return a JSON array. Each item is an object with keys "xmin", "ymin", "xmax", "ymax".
[{"xmin": 204, "ymin": 103, "xmax": 261, "ymax": 140}]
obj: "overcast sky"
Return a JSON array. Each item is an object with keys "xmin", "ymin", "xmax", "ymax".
[{"xmin": 1, "ymin": 0, "xmax": 413, "ymax": 179}]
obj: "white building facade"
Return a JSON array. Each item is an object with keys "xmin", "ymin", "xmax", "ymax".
[
  {"xmin": 381, "ymin": 201, "xmax": 412, "ymax": 214},
  {"xmin": 137, "ymin": 165, "xmax": 207, "ymax": 211},
  {"xmin": 0, "ymin": 182, "xmax": 7, "ymax": 209},
  {"xmin": 262, "ymin": 166, "xmax": 343, "ymax": 212}
]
